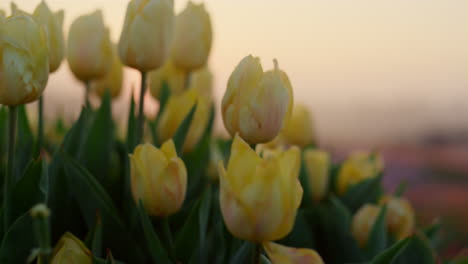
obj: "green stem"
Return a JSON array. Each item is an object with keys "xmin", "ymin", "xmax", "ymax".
[
  {"xmin": 137, "ymin": 71, "xmax": 147, "ymax": 144},
  {"xmin": 84, "ymin": 80, "xmax": 91, "ymax": 108},
  {"xmin": 31, "ymin": 205, "xmax": 51, "ymax": 264},
  {"xmin": 254, "ymin": 243, "xmax": 261, "ymax": 264},
  {"xmin": 37, "ymin": 96, "xmax": 44, "ymax": 154},
  {"xmin": 4, "ymin": 106, "xmax": 17, "ymax": 232},
  {"xmin": 162, "ymin": 217, "xmax": 175, "ymax": 261}
]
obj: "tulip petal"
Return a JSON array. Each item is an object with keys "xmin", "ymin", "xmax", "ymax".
[
  {"xmin": 263, "ymin": 242, "xmax": 324, "ymax": 264},
  {"xmin": 226, "ymin": 135, "xmax": 261, "ymax": 190}
]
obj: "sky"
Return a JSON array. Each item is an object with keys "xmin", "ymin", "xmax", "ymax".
[{"xmin": 1, "ymin": 0, "xmax": 467, "ymax": 144}]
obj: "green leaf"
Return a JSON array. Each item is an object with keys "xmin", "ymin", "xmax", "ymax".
[
  {"xmin": 298, "ymin": 152, "xmax": 312, "ymax": 208},
  {"xmin": 229, "ymin": 241, "xmax": 255, "ymax": 264},
  {"xmin": 62, "ymin": 154, "xmax": 146, "ymax": 263},
  {"xmin": 260, "ymin": 255, "xmax": 272, "ymax": 264},
  {"xmin": 15, "ymin": 105, "xmax": 35, "ymax": 179},
  {"xmin": 394, "ymin": 181, "xmax": 407, "ymax": 197},
  {"xmin": 126, "ymin": 91, "xmax": 137, "ymax": 152},
  {"xmin": 450, "ymin": 257, "xmax": 468, "ymax": 264},
  {"xmin": 393, "ymin": 234, "xmax": 436, "ymax": 264},
  {"xmin": 316, "ymin": 196, "xmax": 364, "ymax": 263},
  {"xmin": 340, "ymin": 175, "xmax": 383, "ymax": 213},
  {"xmin": 422, "ymin": 219, "xmax": 442, "ymax": 248},
  {"xmin": 91, "ymin": 214, "xmax": 103, "ymax": 257},
  {"xmin": 136, "ymin": 202, "xmax": 171, "ymax": 264},
  {"xmin": 60, "ymin": 107, "xmax": 93, "ymax": 157},
  {"xmin": 173, "ymin": 104, "xmax": 197, "ymax": 155},
  {"xmin": 0, "ymin": 212, "xmax": 35, "ymax": 264},
  {"xmin": 11, "ymin": 158, "xmax": 46, "ymax": 221},
  {"xmin": 279, "ymin": 208, "xmax": 315, "ymax": 249},
  {"xmin": 150, "ymin": 81, "xmax": 171, "ymax": 147},
  {"xmin": 365, "ymin": 205, "xmax": 388, "ymax": 259},
  {"xmin": 175, "ymin": 187, "xmax": 212, "ymax": 263},
  {"xmin": 370, "ymin": 237, "xmax": 411, "ymax": 264}
]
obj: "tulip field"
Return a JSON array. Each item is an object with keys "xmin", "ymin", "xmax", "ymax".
[{"xmin": 0, "ymin": 1, "xmax": 466, "ymax": 264}]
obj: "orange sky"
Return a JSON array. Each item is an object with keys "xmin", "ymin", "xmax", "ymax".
[{"xmin": 1, "ymin": 0, "xmax": 467, "ymax": 144}]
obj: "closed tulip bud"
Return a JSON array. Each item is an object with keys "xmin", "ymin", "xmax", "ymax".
[
  {"xmin": 380, "ymin": 196, "xmax": 415, "ymax": 240},
  {"xmin": 337, "ymin": 151, "xmax": 384, "ymax": 195},
  {"xmin": 218, "ymin": 135, "xmax": 302, "ymax": 242},
  {"xmin": 91, "ymin": 45, "xmax": 123, "ymax": 98},
  {"xmin": 119, "ymin": 0, "xmax": 174, "ymax": 71},
  {"xmin": 33, "ymin": 1, "xmax": 65, "ymax": 73},
  {"xmin": 149, "ymin": 60, "xmax": 185, "ymax": 100},
  {"xmin": 263, "ymin": 242, "xmax": 324, "ymax": 264},
  {"xmin": 282, "ymin": 104, "xmax": 315, "ymax": 147},
  {"xmin": 67, "ymin": 10, "xmax": 112, "ymax": 81},
  {"xmin": 189, "ymin": 66, "xmax": 213, "ymax": 99},
  {"xmin": 0, "ymin": 14, "xmax": 49, "ymax": 106},
  {"xmin": 130, "ymin": 140, "xmax": 187, "ymax": 216},
  {"xmin": 51, "ymin": 233, "xmax": 92, "ymax": 264},
  {"xmin": 351, "ymin": 204, "xmax": 381, "ymax": 248},
  {"xmin": 172, "ymin": 1, "xmax": 212, "ymax": 71},
  {"xmin": 222, "ymin": 55, "xmax": 293, "ymax": 144},
  {"xmin": 157, "ymin": 89, "xmax": 211, "ymax": 153},
  {"xmin": 304, "ymin": 149, "xmax": 330, "ymax": 202}
]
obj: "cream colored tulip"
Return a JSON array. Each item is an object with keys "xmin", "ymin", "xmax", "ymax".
[
  {"xmin": 172, "ymin": 1, "xmax": 212, "ymax": 71},
  {"xmin": 282, "ymin": 104, "xmax": 315, "ymax": 147},
  {"xmin": 130, "ymin": 141, "xmax": 187, "ymax": 216},
  {"xmin": 33, "ymin": 1, "xmax": 65, "ymax": 73},
  {"xmin": 0, "ymin": 14, "xmax": 49, "ymax": 105},
  {"xmin": 149, "ymin": 60, "xmax": 185, "ymax": 100},
  {"xmin": 189, "ymin": 66, "xmax": 213, "ymax": 99},
  {"xmin": 67, "ymin": 10, "xmax": 112, "ymax": 81},
  {"xmin": 119, "ymin": 0, "xmax": 174, "ymax": 71},
  {"xmin": 380, "ymin": 196, "xmax": 415, "ymax": 240},
  {"xmin": 51, "ymin": 233, "xmax": 92, "ymax": 264},
  {"xmin": 263, "ymin": 242, "xmax": 324, "ymax": 264},
  {"xmin": 304, "ymin": 149, "xmax": 330, "ymax": 202},
  {"xmin": 351, "ymin": 204, "xmax": 381, "ymax": 248},
  {"xmin": 218, "ymin": 135, "xmax": 302, "ymax": 242},
  {"xmin": 222, "ymin": 55, "xmax": 293, "ymax": 144},
  {"xmin": 91, "ymin": 45, "xmax": 123, "ymax": 98}
]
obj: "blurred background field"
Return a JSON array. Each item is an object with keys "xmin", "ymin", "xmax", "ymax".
[{"xmin": 2, "ymin": 0, "xmax": 467, "ymax": 257}]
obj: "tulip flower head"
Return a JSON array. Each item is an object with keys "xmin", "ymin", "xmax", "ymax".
[
  {"xmin": 282, "ymin": 104, "xmax": 315, "ymax": 147},
  {"xmin": 91, "ymin": 45, "xmax": 123, "ymax": 98},
  {"xmin": 380, "ymin": 196, "xmax": 415, "ymax": 240},
  {"xmin": 263, "ymin": 242, "xmax": 325, "ymax": 264},
  {"xmin": 51, "ymin": 233, "xmax": 92, "ymax": 264},
  {"xmin": 119, "ymin": 0, "xmax": 175, "ymax": 71},
  {"xmin": 130, "ymin": 141, "xmax": 187, "ymax": 216},
  {"xmin": 351, "ymin": 204, "xmax": 381, "ymax": 248},
  {"xmin": 222, "ymin": 55, "xmax": 293, "ymax": 144},
  {"xmin": 67, "ymin": 10, "xmax": 112, "ymax": 81},
  {"xmin": 33, "ymin": 1, "xmax": 65, "ymax": 73},
  {"xmin": 218, "ymin": 135, "xmax": 302, "ymax": 242},
  {"xmin": 172, "ymin": 1, "xmax": 212, "ymax": 71},
  {"xmin": 304, "ymin": 149, "xmax": 330, "ymax": 202},
  {"xmin": 149, "ymin": 59, "xmax": 185, "ymax": 100},
  {"xmin": 0, "ymin": 13, "xmax": 49, "ymax": 105}
]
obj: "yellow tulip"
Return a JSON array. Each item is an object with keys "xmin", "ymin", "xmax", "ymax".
[
  {"xmin": 119, "ymin": 0, "xmax": 174, "ymax": 71},
  {"xmin": 282, "ymin": 104, "xmax": 315, "ymax": 147},
  {"xmin": 67, "ymin": 10, "xmax": 112, "ymax": 81},
  {"xmin": 263, "ymin": 242, "xmax": 324, "ymax": 264},
  {"xmin": 0, "ymin": 14, "xmax": 49, "ymax": 106},
  {"xmin": 157, "ymin": 89, "xmax": 211, "ymax": 153},
  {"xmin": 221, "ymin": 55, "xmax": 293, "ymax": 144},
  {"xmin": 50, "ymin": 233, "xmax": 92, "ymax": 264},
  {"xmin": 351, "ymin": 204, "xmax": 381, "ymax": 248},
  {"xmin": 337, "ymin": 151, "xmax": 384, "ymax": 195},
  {"xmin": 91, "ymin": 45, "xmax": 123, "ymax": 99},
  {"xmin": 130, "ymin": 140, "xmax": 187, "ymax": 216},
  {"xmin": 33, "ymin": 1, "xmax": 65, "ymax": 73},
  {"xmin": 380, "ymin": 196, "xmax": 415, "ymax": 240},
  {"xmin": 304, "ymin": 149, "xmax": 330, "ymax": 202},
  {"xmin": 218, "ymin": 135, "xmax": 302, "ymax": 242},
  {"xmin": 171, "ymin": 1, "xmax": 212, "ymax": 71},
  {"xmin": 149, "ymin": 60, "xmax": 185, "ymax": 100},
  {"xmin": 189, "ymin": 66, "xmax": 213, "ymax": 99}
]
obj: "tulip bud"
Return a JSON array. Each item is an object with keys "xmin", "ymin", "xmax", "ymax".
[
  {"xmin": 50, "ymin": 233, "xmax": 92, "ymax": 264},
  {"xmin": 33, "ymin": 1, "xmax": 65, "ymax": 73},
  {"xmin": 351, "ymin": 204, "xmax": 381, "ymax": 248},
  {"xmin": 0, "ymin": 14, "xmax": 49, "ymax": 106},
  {"xmin": 119, "ymin": 0, "xmax": 175, "ymax": 72},
  {"xmin": 189, "ymin": 66, "xmax": 213, "ymax": 99},
  {"xmin": 91, "ymin": 45, "xmax": 123, "ymax": 98},
  {"xmin": 67, "ymin": 10, "xmax": 112, "ymax": 81},
  {"xmin": 304, "ymin": 149, "xmax": 330, "ymax": 202},
  {"xmin": 337, "ymin": 151, "xmax": 384, "ymax": 195},
  {"xmin": 263, "ymin": 242, "xmax": 324, "ymax": 264},
  {"xmin": 221, "ymin": 55, "xmax": 293, "ymax": 144},
  {"xmin": 380, "ymin": 196, "xmax": 415, "ymax": 240},
  {"xmin": 130, "ymin": 140, "xmax": 187, "ymax": 216},
  {"xmin": 218, "ymin": 135, "xmax": 302, "ymax": 242},
  {"xmin": 282, "ymin": 104, "xmax": 315, "ymax": 147},
  {"xmin": 149, "ymin": 60, "xmax": 185, "ymax": 100},
  {"xmin": 157, "ymin": 89, "xmax": 211, "ymax": 153},
  {"xmin": 171, "ymin": 1, "xmax": 212, "ymax": 71}
]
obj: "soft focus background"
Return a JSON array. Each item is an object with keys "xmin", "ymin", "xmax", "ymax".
[{"xmin": 2, "ymin": 0, "xmax": 468, "ymax": 255}]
